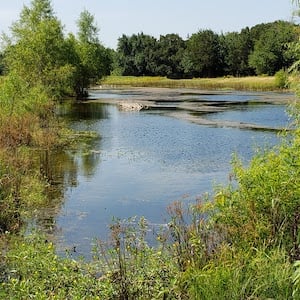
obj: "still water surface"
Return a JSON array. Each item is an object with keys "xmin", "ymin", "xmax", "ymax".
[{"xmin": 52, "ymin": 90, "xmax": 291, "ymax": 257}]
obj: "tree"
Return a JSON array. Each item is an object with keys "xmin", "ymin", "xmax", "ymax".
[
  {"xmin": 3, "ymin": 0, "xmax": 74, "ymax": 99},
  {"xmin": 72, "ymin": 9, "xmax": 112, "ymax": 97},
  {"xmin": 117, "ymin": 33, "xmax": 158, "ymax": 76},
  {"xmin": 249, "ymin": 21, "xmax": 297, "ymax": 75},
  {"xmin": 155, "ymin": 34, "xmax": 186, "ymax": 78},
  {"xmin": 183, "ymin": 30, "xmax": 223, "ymax": 78},
  {"xmin": 222, "ymin": 28, "xmax": 254, "ymax": 76}
]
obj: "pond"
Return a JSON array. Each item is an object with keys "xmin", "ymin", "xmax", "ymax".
[{"xmin": 42, "ymin": 88, "xmax": 294, "ymax": 258}]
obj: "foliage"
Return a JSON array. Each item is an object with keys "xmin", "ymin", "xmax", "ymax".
[
  {"xmin": 293, "ymin": 260, "xmax": 300, "ymax": 298},
  {"xmin": 115, "ymin": 21, "xmax": 299, "ymax": 79},
  {"xmin": 212, "ymin": 131, "xmax": 300, "ymax": 260},
  {"xmin": 275, "ymin": 69, "xmax": 289, "ymax": 88},
  {"xmin": 3, "ymin": 0, "xmax": 75, "ymax": 100},
  {"xmin": 183, "ymin": 30, "xmax": 223, "ymax": 78},
  {"xmin": 72, "ymin": 10, "xmax": 112, "ymax": 98},
  {"xmin": 93, "ymin": 217, "xmax": 178, "ymax": 299},
  {"xmin": 249, "ymin": 21, "xmax": 298, "ymax": 75},
  {"xmin": 2, "ymin": 1, "xmax": 112, "ymax": 99},
  {"xmin": 0, "ymin": 53, "xmax": 5, "ymax": 75},
  {"xmin": 182, "ymin": 247, "xmax": 293, "ymax": 299},
  {"xmin": 222, "ymin": 28, "xmax": 254, "ymax": 76},
  {"xmin": 154, "ymin": 34, "xmax": 186, "ymax": 78},
  {"xmin": 117, "ymin": 33, "xmax": 158, "ymax": 76},
  {"xmin": 1, "ymin": 233, "xmax": 107, "ymax": 300}
]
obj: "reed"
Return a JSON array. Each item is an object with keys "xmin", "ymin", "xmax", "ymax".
[{"xmin": 100, "ymin": 75, "xmax": 281, "ymax": 91}]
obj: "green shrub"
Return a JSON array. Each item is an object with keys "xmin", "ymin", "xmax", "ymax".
[
  {"xmin": 275, "ymin": 69, "xmax": 289, "ymax": 89},
  {"xmin": 1, "ymin": 234, "xmax": 108, "ymax": 300},
  {"xmin": 211, "ymin": 130, "xmax": 300, "ymax": 260}
]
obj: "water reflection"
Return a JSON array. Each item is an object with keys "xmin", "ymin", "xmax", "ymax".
[
  {"xmin": 28, "ymin": 149, "xmax": 78, "ymax": 235},
  {"xmin": 29, "ymin": 124, "xmax": 102, "ymax": 236},
  {"xmin": 58, "ymin": 101, "xmax": 110, "ymax": 122}
]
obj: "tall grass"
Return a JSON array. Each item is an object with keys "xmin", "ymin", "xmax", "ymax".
[{"xmin": 101, "ymin": 75, "xmax": 281, "ymax": 91}]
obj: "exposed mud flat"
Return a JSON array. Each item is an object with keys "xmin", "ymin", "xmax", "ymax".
[{"xmin": 87, "ymin": 87, "xmax": 296, "ymax": 131}]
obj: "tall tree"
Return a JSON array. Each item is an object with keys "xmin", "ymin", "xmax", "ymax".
[
  {"xmin": 249, "ymin": 21, "xmax": 297, "ymax": 75},
  {"xmin": 155, "ymin": 34, "xmax": 186, "ymax": 78},
  {"xmin": 73, "ymin": 9, "xmax": 112, "ymax": 97},
  {"xmin": 183, "ymin": 30, "xmax": 223, "ymax": 78},
  {"xmin": 222, "ymin": 28, "xmax": 254, "ymax": 76},
  {"xmin": 117, "ymin": 33, "xmax": 158, "ymax": 76},
  {"xmin": 3, "ymin": 0, "xmax": 74, "ymax": 99}
]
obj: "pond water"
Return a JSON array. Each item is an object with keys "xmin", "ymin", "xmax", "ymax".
[{"xmin": 46, "ymin": 89, "xmax": 292, "ymax": 257}]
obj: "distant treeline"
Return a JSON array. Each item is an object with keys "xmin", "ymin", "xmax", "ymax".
[
  {"xmin": 113, "ymin": 20, "xmax": 299, "ymax": 78},
  {"xmin": 0, "ymin": 20, "xmax": 298, "ymax": 80}
]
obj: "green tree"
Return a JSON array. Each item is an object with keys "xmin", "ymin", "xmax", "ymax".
[
  {"xmin": 183, "ymin": 30, "xmax": 223, "ymax": 78},
  {"xmin": 249, "ymin": 21, "xmax": 297, "ymax": 75},
  {"xmin": 72, "ymin": 9, "xmax": 112, "ymax": 97},
  {"xmin": 117, "ymin": 33, "xmax": 158, "ymax": 76},
  {"xmin": 3, "ymin": 0, "xmax": 74, "ymax": 99},
  {"xmin": 222, "ymin": 28, "xmax": 254, "ymax": 76},
  {"xmin": 155, "ymin": 34, "xmax": 186, "ymax": 78}
]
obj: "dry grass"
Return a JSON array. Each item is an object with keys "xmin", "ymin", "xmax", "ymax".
[{"xmin": 100, "ymin": 75, "xmax": 280, "ymax": 91}]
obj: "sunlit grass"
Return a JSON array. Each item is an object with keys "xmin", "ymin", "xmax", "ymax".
[{"xmin": 100, "ymin": 75, "xmax": 281, "ymax": 91}]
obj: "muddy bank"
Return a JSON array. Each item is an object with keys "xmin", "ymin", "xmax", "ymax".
[{"xmin": 87, "ymin": 87, "xmax": 296, "ymax": 131}]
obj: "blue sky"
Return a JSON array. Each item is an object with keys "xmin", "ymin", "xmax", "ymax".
[{"xmin": 0, "ymin": 0, "xmax": 298, "ymax": 49}]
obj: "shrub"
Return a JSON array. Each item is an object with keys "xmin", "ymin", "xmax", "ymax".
[
  {"xmin": 1, "ymin": 233, "xmax": 107, "ymax": 299},
  {"xmin": 275, "ymin": 69, "xmax": 289, "ymax": 89}
]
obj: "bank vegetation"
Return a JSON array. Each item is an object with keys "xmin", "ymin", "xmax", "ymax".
[
  {"xmin": 101, "ymin": 74, "xmax": 285, "ymax": 91},
  {"xmin": 1, "ymin": 0, "xmax": 300, "ymax": 299}
]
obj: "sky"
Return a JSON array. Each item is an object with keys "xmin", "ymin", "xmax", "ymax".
[{"xmin": 0, "ymin": 0, "xmax": 298, "ymax": 49}]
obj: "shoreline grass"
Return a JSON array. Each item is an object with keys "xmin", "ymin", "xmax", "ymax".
[{"xmin": 100, "ymin": 75, "xmax": 284, "ymax": 91}]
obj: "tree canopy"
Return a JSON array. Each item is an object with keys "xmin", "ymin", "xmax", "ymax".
[
  {"xmin": 2, "ymin": 0, "xmax": 113, "ymax": 99},
  {"xmin": 115, "ymin": 21, "xmax": 299, "ymax": 78},
  {"xmin": 3, "ymin": 0, "xmax": 73, "ymax": 98},
  {"xmin": 71, "ymin": 9, "xmax": 112, "ymax": 97}
]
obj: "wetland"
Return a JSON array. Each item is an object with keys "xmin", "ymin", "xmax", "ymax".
[{"xmin": 39, "ymin": 88, "xmax": 295, "ymax": 257}]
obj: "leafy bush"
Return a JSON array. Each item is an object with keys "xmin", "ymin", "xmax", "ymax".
[
  {"xmin": 1, "ymin": 234, "xmax": 108, "ymax": 300},
  {"xmin": 212, "ymin": 131, "xmax": 300, "ymax": 260},
  {"xmin": 275, "ymin": 69, "xmax": 289, "ymax": 88}
]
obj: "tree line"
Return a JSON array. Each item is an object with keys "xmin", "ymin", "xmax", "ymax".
[
  {"xmin": 115, "ymin": 21, "xmax": 299, "ymax": 78},
  {"xmin": 0, "ymin": 1, "xmax": 299, "ymax": 97}
]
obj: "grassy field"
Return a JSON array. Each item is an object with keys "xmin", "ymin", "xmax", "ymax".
[{"xmin": 100, "ymin": 75, "xmax": 282, "ymax": 91}]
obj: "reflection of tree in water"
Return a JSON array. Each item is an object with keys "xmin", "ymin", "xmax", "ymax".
[
  {"xmin": 58, "ymin": 101, "xmax": 110, "ymax": 122},
  {"xmin": 32, "ymin": 101, "xmax": 104, "ymax": 234},
  {"xmin": 35, "ymin": 135, "xmax": 101, "ymax": 234},
  {"xmin": 80, "ymin": 150, "xmax": 101, "ymax": 179},
  {"xmin": 32, "ymin": 149, "xmax": 78, "ymax": 234}
]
